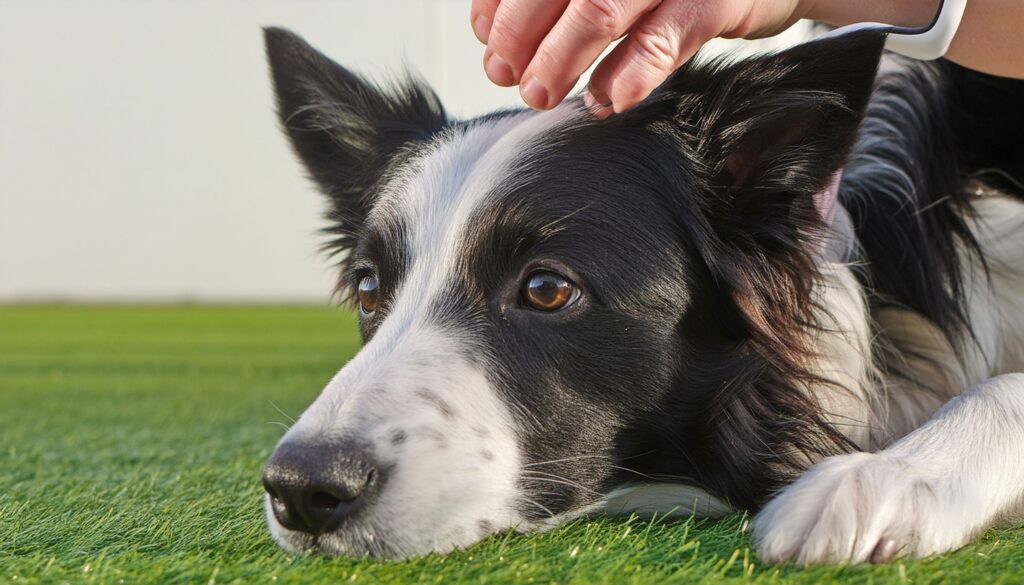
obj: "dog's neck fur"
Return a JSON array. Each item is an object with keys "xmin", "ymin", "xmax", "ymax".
[
  {"xmin": 813, "ymin": 190, "xmax": 1024, "ymax": 452},
  {"xmin": 809, "ymin": 202, "xmax": 964, "ymax": 454},
  {"xmin": 806, "ymin": 209, "xmax": 877, "ymax": 451}
]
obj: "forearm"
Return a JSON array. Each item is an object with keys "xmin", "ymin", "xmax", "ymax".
[
  {"xmin": 806, "ymin": 0, "xmax": 1024, "ymax": 78},
  {"xmin": 947, "ymin": 0, "xmax": 1024, "ymax": 78}
]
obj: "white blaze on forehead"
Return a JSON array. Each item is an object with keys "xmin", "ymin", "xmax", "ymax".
[
  {"xmin": 291, "ymin": 106, "xmax": 585, "ymax": 434},
  {"xmin": 351, "ymin": 103, "xmax": 585, "ymax": 356},
  {"xmin": 371, "ymin": 104, "xmax": 583, "ymax": 297}
]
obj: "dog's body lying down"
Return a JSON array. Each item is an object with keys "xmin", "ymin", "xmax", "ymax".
[{"xmin": 260, "ymin": 27, "xmax": 1024, "ymax": 564}]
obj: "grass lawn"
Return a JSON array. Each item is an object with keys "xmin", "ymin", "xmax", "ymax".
[{"xmin": 1, "ymin": 306, "xmax": 1022, "ymax": 584}]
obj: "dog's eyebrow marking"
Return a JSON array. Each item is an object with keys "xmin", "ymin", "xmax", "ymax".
[
  {"xmin": 389, "ymin": 429, "xmax": 407, "ymax": 445},
  {"xmin": 363, "ymin": 105, "xmax": 584, "ymax": 335}
]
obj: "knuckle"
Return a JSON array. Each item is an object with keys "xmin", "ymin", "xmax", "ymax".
[
  {"xmin": 570, "ymin": 0, "xmax": 623, "ymax": 36},
  {"xmin": 629, "ymin": 29, "xmax": 679, "ymax": 73}
]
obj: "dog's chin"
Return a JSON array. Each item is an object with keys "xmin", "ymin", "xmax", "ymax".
[
  {"xmin": 265, "ymin": 506, "xmax": 402, "ymax": 558},
  {"xmin": 269, "ymin": 527, "xmax": 396, "ymax": 559},
  {"xmin": 263, "ymin": 496, "xmax": 503, "ymax": 559}
]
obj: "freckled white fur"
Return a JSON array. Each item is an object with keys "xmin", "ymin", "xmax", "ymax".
[
  {"xmin": 753, "ymin": 195, "xmax": 1024, "ymax": 564},
  {"xmin": 268, "ymin": 105, "xmax": 586, "ymax": 557}
]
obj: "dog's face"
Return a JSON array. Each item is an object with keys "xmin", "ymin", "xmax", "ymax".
[{"xmin": 261, "ymin": 28, "xmax": 884, "ymax": 558}]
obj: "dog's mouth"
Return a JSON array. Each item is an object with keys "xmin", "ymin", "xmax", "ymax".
[{"xmin": 264, "ymin": 493, "xmax": 405, "ymax": 558}]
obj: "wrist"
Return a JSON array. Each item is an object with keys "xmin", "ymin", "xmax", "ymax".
[{"xmin": 806, "ymin": 0, "xmax": 938, "ymax": 28}]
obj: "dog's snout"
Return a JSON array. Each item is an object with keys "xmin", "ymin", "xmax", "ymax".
[{"xmin": 262, "ymin": 440, "xmax": 381, "ymax": 535}]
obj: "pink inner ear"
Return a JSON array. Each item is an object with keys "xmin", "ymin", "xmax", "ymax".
[{"xmin": 814, "ymin": 170, "xmax": 842, "ymax": 225}]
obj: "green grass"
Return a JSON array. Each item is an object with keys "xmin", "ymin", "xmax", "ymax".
[{"xmin": 1, "ymin": 306, "xmax": 1022, "ymax": 584}]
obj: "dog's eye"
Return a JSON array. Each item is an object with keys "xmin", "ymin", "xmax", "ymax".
[
  {"xmin": 358, "ymin": 274, "xmax": 379, "ymax": 314},
  {"xmin": 521, "ymin": 271, "xmax": 577, "ymax": 311}
]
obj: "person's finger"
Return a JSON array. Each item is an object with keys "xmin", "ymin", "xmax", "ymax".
[
  {"xmin": 519, "ymin": 0, "xmax": 657, "ymax": 110},
  {"xmin": 583, "ymin": 88, "xmax": 615, "ymax": 118},
  {"xmin": 588, "ymin": 0, "xmax": 720, "ymax": 114},
  {"xmin": 470, "ymin": 0, "xmax": 501, "ymax": 44},
  {"xmin": 485, "ymin": 0, "xmax": 569, "ymax": 87}
]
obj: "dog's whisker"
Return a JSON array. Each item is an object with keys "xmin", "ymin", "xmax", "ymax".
[
  {"xmin": 520, "ymin": 472, "xmax": 604, "ymax": 497},
  {"xmin": 522, "ymin": 454, "xmax": 610, "ymax": 468},
  {"xmin": 269, "ymin": 400, "xmax": 297, "ymax": 424},
  {"xmin": 523, "ymin": 449, "xmax": 661, "ymax": 470},
  {"xmin": 519, "ymin": 496, "xmax": 556, "ymax": 519},
  {"xmin": 604, "ymin": 464, "xmax": 696, "ymax": 483}
]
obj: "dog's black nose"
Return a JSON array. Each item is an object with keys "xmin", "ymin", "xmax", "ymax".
[{"xmin": 262, "ymin": 439, "xmax": 381, "ymax": 535}]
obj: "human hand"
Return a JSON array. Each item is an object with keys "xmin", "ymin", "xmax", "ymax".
[{"xmin": 471, "ymin": 0, "xmax": 814, "ymax": 117}]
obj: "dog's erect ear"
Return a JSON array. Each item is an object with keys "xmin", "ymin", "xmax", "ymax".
[
  {"xmin": 687, "ymin": 32, "xmax": 882, "ymax": 334},
  {"xmin": 263, "ymin": 27, "xmax": 447, "ymax": 250},
  {"xmin": 647, "ymin": 32, "xmax": 885, "ymax": 355},
  {"xmin": 679, "ymin": 31, "xmax": 884, "ymax": 206}
]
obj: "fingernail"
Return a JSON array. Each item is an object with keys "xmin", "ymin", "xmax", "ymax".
[
  {"xmin": 472, "ymin": 14, "xmax": 491, "ymax": 43},
  {"xmin": 612, "ymin": 98, "xmax": 634, "ymax": 114},
  {"xmin": 521, "ymin": 76, "xmax": 549, "ymax": 110},
  {"xmin": 485, "ymin": 52, "xmax": 515, "ymax": 86}
]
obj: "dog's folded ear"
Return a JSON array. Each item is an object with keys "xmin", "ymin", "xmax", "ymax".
[{"xmin": 263, "ymin": 27, "xmax": 447, "ymax": 252}]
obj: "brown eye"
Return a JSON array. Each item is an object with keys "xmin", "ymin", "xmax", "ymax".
[
  {"xmin": 358, "ymin": 274, "xmax": 379, "ymax": 314},
  {"xmin": 522, "ymin": 271, "xmax": 577, "ymax": 311}
]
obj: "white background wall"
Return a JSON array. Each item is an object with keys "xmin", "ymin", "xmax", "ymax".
[{"xmin": 0, "ymin": 0, "xmax": 810, "ymax": 303}]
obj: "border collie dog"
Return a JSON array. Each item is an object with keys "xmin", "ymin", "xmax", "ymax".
[{"xmin": 260, "ymin": 27, "xmax": 1024, "ymax": 564}]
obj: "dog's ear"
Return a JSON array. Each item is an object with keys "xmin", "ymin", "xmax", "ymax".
[
  {"xmin": 673, "ymin": 31, "xmax": 884, "ymax": 210},
  {"xmin": 263, "ymin": 27, "xmax": 447, "ymax": 252},
  {"xmin": 641, "ymin": 32, "xmax": 884, "ymax": 353},
  {"xmin": 647, "ymin": 32, "xmax": 885, "ymax": 330}
]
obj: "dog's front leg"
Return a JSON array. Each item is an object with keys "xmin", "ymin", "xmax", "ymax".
[{"xmin": 753, "ymin": 373, "xmax": 1024, "ymax": 565}]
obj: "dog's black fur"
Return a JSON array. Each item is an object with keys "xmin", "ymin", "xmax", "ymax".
[{"xmin": 844, "ymin": 59, "xmax": 1024, "ymax": 350}]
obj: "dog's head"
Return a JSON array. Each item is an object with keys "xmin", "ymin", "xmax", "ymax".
[{"xmin": 261, "ymin": 27, "xmax": 884, "ymax": 558}]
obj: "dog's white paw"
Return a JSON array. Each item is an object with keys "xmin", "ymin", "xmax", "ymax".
[{"xmin": 753, "ymin": 452, "xmax": 970, "ymax": 565}]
